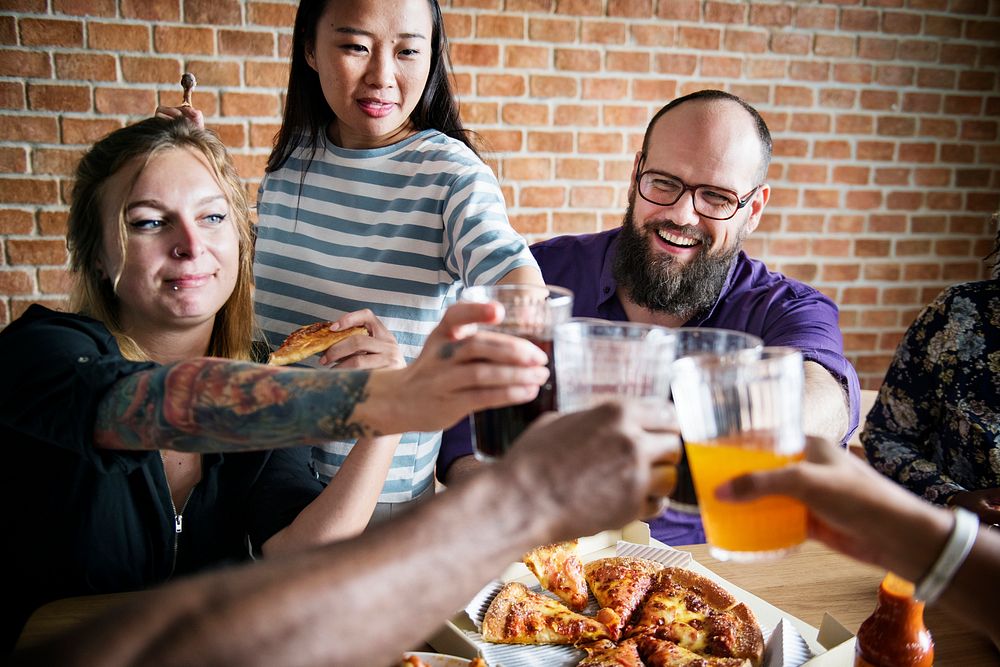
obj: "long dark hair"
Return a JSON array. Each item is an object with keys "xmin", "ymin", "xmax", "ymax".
[{"xmin": 266, "ymin": 0, "xmax": 476, "ymax": 173}]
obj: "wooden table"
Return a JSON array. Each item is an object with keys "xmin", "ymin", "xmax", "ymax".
[{"xmin": 680, "ymin": 540, "xmax": 999, "ymax": 666}]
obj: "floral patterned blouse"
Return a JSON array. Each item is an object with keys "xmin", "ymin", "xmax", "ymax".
[{"xmin": 862, "ymin": 279, "xmax": 1000, "ymax": 504}]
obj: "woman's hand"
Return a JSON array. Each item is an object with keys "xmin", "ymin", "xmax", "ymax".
[
  {"xmin": 354, "ymin": 301, "xmax": 549, "ymax": 435},
  {"xmin": 154, "ymin": 104, "xmax": 205, "ymax": 129},
  {"xmin": 319, "ymin": 309, "xmax": 406, "ymax": 371}
]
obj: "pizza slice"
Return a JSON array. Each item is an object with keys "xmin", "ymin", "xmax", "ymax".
[
  {"xmin": 626, "ymin": 568, "xmax": 764, "ymax": 666},
  {"xmin": 267, "ymin": 322, "xmax": 368, "ymax": 366},
  {"xmin": 584, "ymin": 555, "xmax": 663, "ymax": 640},
  {"xmin": 522, "ymin": 540, "xmax": 589, "ymax": 611},
  {"xmin": 636, "ymin": 635, "xmax": 753, "ymax": 667},
  {"xmin": 481, "ymin": 581, "xmax": 611, "ymax": 645},
  {"xmin": 577, "ymin": 638, "xmax": 644, "ymax": 667}
]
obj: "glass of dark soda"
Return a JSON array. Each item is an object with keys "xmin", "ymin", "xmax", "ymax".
[{"xmin": 460, "ymin": 284, "xmax": 574, "ymax": 460}]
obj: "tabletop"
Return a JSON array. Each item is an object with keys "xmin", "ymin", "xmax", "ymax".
[{"xmin": 679, "ymin": 540, "xmax": 998, "ymax": 666}]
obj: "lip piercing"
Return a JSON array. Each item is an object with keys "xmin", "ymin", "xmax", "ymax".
[{"xmin": 172, "ymin": 285, "xmax": 179, "ymax": 291}]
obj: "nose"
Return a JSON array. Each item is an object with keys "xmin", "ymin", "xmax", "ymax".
[
  {"xmin": 170, "ymin": 221, "xmax": 206, "ymax": 259},
  {"xmin": 364, "ymin": 49, "xmax": 395, "ymax": 88},
  {"xmin": 669, "ymin": 188, "xmax": 702, "ymax": 227}
]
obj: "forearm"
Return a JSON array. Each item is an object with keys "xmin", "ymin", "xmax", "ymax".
[
  {"xmin": 443, "ymin": 453, "xmax": 484, "ymax": 486},
  {"xmin": 802, "ymin": 361, "xmax": 849, "ymax": 442},
  {"xmin": 17, "ymin": 464, "xmax": 552, "ymax": 667},
  {"xmin": 262, "ymin": 435, "xmax": 401, "ymax": 555},
  {"xmin": 94, "ymin": 358, "xmax": 373, "ymax": 452},
  {"xmin": 497, "ymin": 265, "xmax": 544, "ymax": 286}
]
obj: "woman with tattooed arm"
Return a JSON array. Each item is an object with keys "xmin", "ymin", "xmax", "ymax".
[{"xmin": 0, "ymin": 118, "xmax": 548, "ymax": 651}]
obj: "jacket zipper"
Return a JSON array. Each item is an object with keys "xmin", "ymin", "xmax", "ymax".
[{"xmin": 161, "ymin": 453, "xmax": 197, "ymax": 579}]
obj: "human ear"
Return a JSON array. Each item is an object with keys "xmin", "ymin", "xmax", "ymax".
[
  {"xmin": 305, "ymin": 42, "xmax": 318, "ymax": 72},
  {"xmin": 744, "ymin": 184, "xmax": 770, "ymax": 235}
]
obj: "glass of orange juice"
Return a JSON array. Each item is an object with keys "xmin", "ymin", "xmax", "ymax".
[{"xmin": 670, "ymin": 347, "xmax": 807, "ymax": 561}]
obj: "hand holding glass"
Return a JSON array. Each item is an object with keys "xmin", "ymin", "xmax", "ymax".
[
  {"xmin": 671, "ymin": 347, "xmax": 807, "ymax": 561},
  {"xmin": 460, "ymin": 284, "xmax": 573, "ymax": 460}
]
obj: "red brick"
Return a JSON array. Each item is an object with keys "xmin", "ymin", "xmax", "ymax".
[
  {"xmin": 917, "ymin": 68, "xmax": 956, "ymax": 89},
  {"xmin": 154, "ymin": 26, "xmax": 214, "ymax": 55},
  {"xmin": 778, "ymin": 264, "xmax": 818, "ymax": 282},
  {"xmin": 88, "ymin": 22, "xmax": 149, "ymax": 51},
  {"xmin": 461, "ymin": 102, "xmax": 498, "ymax": 125},
  {"xmin": 861, "ymin": 309, "xmax": 899, "ymax": 328},
  {"xmin": 856, "ymin": 239, "xmax": 892, "ymax": 257},
  {"xmin": 678, "ymin": 26, "xmax": 721, "ymax": 50},
  {"xmin": 841, "ymin": 8, "xmax": 879, "ymax": 32},
  {"xmin": 122, "ymin": 0, "xmax": 180, "ymax": 21},
  {"xmin": 603, "ymin": 160, "xmax": 634, "ymax": 183},
  {"xmin": 940, "ymin": 143, "xmax": 975, "ymax": 163},
  {"xmin": 630, "ymin": 24, "xmax": 676, "ymax": 47},
  {"xmin": 0, "ymin": 49, "xmax": 50, "ymax": 78},
  {"xmin": 582, "ymin": 78, "xmax": 628, "ymax": 101},
  {"xmin": 0, "ymin": 81, "xmax": 24, "ymax": 109},
  {"xmin": 569, "ymin": 185, "xmax": 615, "ymax": 208},
  {"xmin": 121, "ymin": 56, "xmax": 181, "ymax": 84},
  {"xmin": 451, "ymin": 73, "xmax": 472, "ymax": 97},
  {"xmin": 833, "ymin": 166, "xmax": 869, "ymax": 185},
  {"xmin": 551, "ymin": 104, "xmax": 597, "ymax": 126},
  {"xmin": 786, "ymin": 214, "xmax": 824, "ymax": 233},
  {"xmin": 53, "ymin": 53, "xmax": 116, "ymax": 82},
  {"xmin": 520, "ymin": 186, "xmax": 565, "ymax": 207},
  {"xmin": 27, "ymin": 84, "xmax": 89, "ymax": 112},
  {"xmin": 801, "ymin": 189, "xmax": 839, "ymax": 208},
  {"xmin": 859, "ymin": 37, "xmax": 897, "ymax": 60},
  {"xmin": 902, "ymin": 92, "xmax": 941, "ymax": 113},
  {"xmin": 722, "ymin": 30, "xmax": 766, "ymax": 54},
  {"xmin": 553, "ymin": 212, "xmax": 598, "ymax": 234},
  {"xmin": 0, "ymin": 16, "xmax": 15, "ymax": 45},
  {"xmin": 919, "ymin": 119, "xmax": 958, "ymax": 138},
  {"xmin": 242, "ymin": 61, "xmax": 285, "ymax": 88},
  {"xmin": 11, "ymin": 298, "xmax": 71, "ymax": 321},
  {"xmin": 578, "ymin": 132, "xmax": 622, "ymax": 153},
  {"xmin": 556, "ymin": 158, "xmax": 599, "ymax": 180},
  {"xmin": 0, "ymin": 116, "xmax": 57, "ymax": 143},
  {"xmin": 877, "ymin": 116, "xmax": 916, "ymax": 137},
  {"xmin": 786, "ymin": 164, "xmax": 827, "ymax": 183},
  {"xmin": 913, "ymin": 168, "xmax": 950, "ymax": 186},
  {"xmin": 528, "ymin": 74, "xmax": 576, "ymax": 99},
  {"xmin": 503, "ymin": 157, "xmax": 551, "ymax": 181},
  {"xmin": 772, "ymin": 139, "xmax": 808, "ymax": 158},
  {"xmin": 820, "ymin": 88, "xmax": 856, "ymax": 109},
  {"xmin": 0, "ymin": 269, "xmax": 35, "ymax": 295},
  {"xmin": 656, "ymin": 0, "xmax": 700, "ymax": 20},
  {"xmin": 602, "ymin": 105, "xmax": 647, "ymax": 127},
  {"xmin": 248, "ymin": 2, "xmax": 298, "ymax": 27},
  {"xmin": 218, "ymin": 29, "xmax": 274, "ymax": 57},
  {"xmin": 822, "ymin": 264, "xmax": 861, "ymax": 281},
  {"xmin": 479, "ymin": 74, "xmax": 526, "ymax": 97},
  {"xmin": 601, "ymin": 47, "xmax": 648, "ymax": 72},
  {"xmin": 860, "ymin": 89, "xmax": 898, "ymax": 111},
  {"xmin": 7, "ymin": 238, "xmax": 67, "ymax": 264},
  {"xmin": 19, "ymin": 17, "xmax": 82, "ymax": 47},
  {"xmin": 926, "ymin": 16, "xmax": 964, "ymax": 38},
  {"xmin": 607, "ymin": 0, "xmax": 652, "ymax": 17},
  {"xmin": 844, "ymin": 333, "xmax": 880, "ymax": 351},
  {"xmin": 505, "ymin": 46, "xmax": 549, "ymax": 69},
  {"xmin": 965, "ymin": 19, "xmax": 1000, "ymax": 40},
  {"xmin": 925, "ymin": 190, "xmax": 962, "ymax": 210},
  {"xmin": 882, "ymin": 11, "xmax": 921, "ymax": 34},
  {"xmin": 816, "ymin": 141, "xmax": 851, "ymax": 159},
  {"xmin": 877, "ymin": 65, "xmax": 915, "ymax": 87},
  {"xmin": 509, "ymin": 212, "xmax": 548, "ymax": 236},
  {"xmin": 771, "ymin": 33, "xmax": 810, "ymax": 56},
  {"xmin": 184, "ymin": 0, "xmax": 242, "ymax": 24},
  {"xmin": 556, "ymin": 0, "xmax": 602, "ymax": 14},
  {"xmin": 554, "ymin": 48, "xmax": 600, "ymax": 72},
  {"xmin": 656, "ymin": 53, "xmax": 697, "ymax": 76},
  {"xmin": 846, "ymin": 190, "xmax": 883, "ymax": 209},
  {"xmin": 209, "ymin": 123, "xmax": 246, "ymax": 149},
  {"xmin": 896, "ymin": 239, "xmax": 931, "ymax": 255},
  {"xmin": 0, "ymin": 209, "xmax": 33, "ymax": 235},
  {"xmin": 829, "ymin": 215, "xmax": 866, "ymax": 234},
  {"xmin": 842, "ymin": 287, "xmax": 879, "ymax": 305},
  {"xmin": 452, "ymin": 43, "xmax": 501, "ymax": 67},
  {"xmin": 527, "ymin": 18, "xmax": 576, "ymax": 43},
  {"xmin": 477, "ymin": 129, "xmax": 521, "ymax": 153},
  {"xmin": 249, "ymin": 122, "xmax": 280, "ymax": 149},
  {"xmin": 526, "ymin": 131, "xmax": 572, "ymax": 153},
  {"xmin": 956, "ymin": 168, "xmax": 991, "ymax": 187},
  {"xmin": 94, "ymin": 87, "xmax": 156, "ymax": 116},
  {"xmin": 857, "ymin": 141, "xmax": 894, "ymax": 160},
  {"xmin": 221, "ymin": 91, "xmax": 279, "ymax": 118},
  {"xmin": 958, "ymin": 71, "xmax": 995, "ymax": 91},
  {"xmin": 833, "ymin": 63, "xmax": 872, "ymax": 85},
  {"xmin": 477, "ymin": 14, "xmax": 524, "ymax": 39},
  {"xmin": 943, "ymin": 262, "xmax": 980, "ymax": 281},
  {"xmin": 698, "ymin": 55, "xmax": 739, "ymax": 78},
  {"xmin": 31, "ymin": 147, "xmax": 83, "ymax": 176},
  {"xmin": 812, "ymin": 238, "xmax": 852, "ymax": 257},
  {"xmin": 795, "ymin": 6, "xmax": 837, "ymax": 29},
  {"xmin": 968, "ymin": 191, "xmax": 1000, "ymax": 212},
  {"xmin": 873, "ymin": 168, "xmax": 910, "ymax": 185},
  {"xmin": 503, "ymin": 103, "xmax": 549, "ymax": 126},
  {"xmin": 38, "ymin": 267, "xmax": 72, "ymax": 294}
]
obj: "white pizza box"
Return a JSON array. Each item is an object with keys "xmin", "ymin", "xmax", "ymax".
[
  {"xmin": 800, "ymin": 614, "xmax": 856, "ymax": 666},
  {"xmin": 426, "ymin": 522, "xmax": 827, "ymax": 666}
]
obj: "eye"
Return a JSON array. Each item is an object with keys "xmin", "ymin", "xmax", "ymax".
[
  {"xmin": 129, "ymin": 219, "xmax": 163, "ymax": 231},
  {"xmin": 203, "ymin": 213, "xmax": 227, "ymax": 225},
  {"xmin": 398, "ymin": 48, "xmax": 421, "ymax": 57},
  {"xmin": 341, "ymin": 43, "xmax": 369, "ymax": 54},
  {"xmin": 700, "ymin": 189, "xmax": 736, "ymax": 206},
  {"xmin": 647, "ymin": 175, "xmax": 682, "ymax": 192}
]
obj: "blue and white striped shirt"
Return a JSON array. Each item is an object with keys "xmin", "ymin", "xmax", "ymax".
[{"xmin": 254, "ymin": 129, "xmax": 537, "ymax": 502}]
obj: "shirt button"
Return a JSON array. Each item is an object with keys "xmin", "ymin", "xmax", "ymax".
[{"xmin": 77, "ymin": 356, "xmax": 90, "ymax": 363}]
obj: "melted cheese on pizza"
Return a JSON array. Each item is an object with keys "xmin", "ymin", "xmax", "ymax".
[
  {"xmin": 481, "ymin": 582, "xmax": 611, "ymax": 645},
  {"xmin": 523, "ymin": 540, "xmax": 589, "ymax": 611}
]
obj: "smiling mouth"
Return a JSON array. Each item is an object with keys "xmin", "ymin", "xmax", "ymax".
[{"xmin": 656, "ymin": 229, "xmax": 701, "ymax": 248}]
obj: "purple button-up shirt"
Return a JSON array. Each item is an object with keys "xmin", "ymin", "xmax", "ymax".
[{"xmin": 438, "ymin": 228, "xmax": 861, "ymax": 546}]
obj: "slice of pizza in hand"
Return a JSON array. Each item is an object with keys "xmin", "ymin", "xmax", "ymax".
[
  {"xmin": 267, "ymin": 322, "xmax": 369, "ymax": 366},
  {"xmin": 636, "ymin": 635, "xmax": 753, "ymax": 667},
  {"xmin": 584, "ymin": 555, "xmax": 663, "ymax": 641},
  {"xmin": 626, "ymin": 567, "xmax": 764, "ymax": 667},
  {"xmin": 577, "ymin": 638, "xmax": 644, "ymax": 667},
  {"xmin": 522, "ymin": 540, "xmax": 589, "ymax": 611},
  {"xmin": 481, "ymin": 581, "xmax": 611, "ymax": 645}
]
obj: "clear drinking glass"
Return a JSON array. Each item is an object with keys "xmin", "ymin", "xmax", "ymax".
[
  {"xmin": 670, "ymin": 347, "xmax": 807, "ymax": 561},
  {"xmin": 669, "ymin": 329, "xmax": 763, "ymax": 511},
  {"xmin": 460, "ymin": 284, "xmax": 574, "ymax": 460}
]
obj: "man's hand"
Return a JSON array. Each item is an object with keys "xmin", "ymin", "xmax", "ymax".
[
  {"xmin": 318, "ymin": 309, "xmax": 406, "ymax": 370},
  {"xmin": 949, "ymin": 488, "xmax": 1000, "ymax": 525}
]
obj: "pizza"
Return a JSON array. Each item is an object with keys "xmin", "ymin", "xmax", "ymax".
[
  {"xmin": 480, "ymin": 557, "xmax": 764, "ymax": 667},
  {"xmin": 267, "ymin": 322, "xmax": 368, "ymax": 366},
  {"xmin": 481, "ymin": 582, "xmax": 612, "ymax": 645},
  {"xmin": 585, "ymin": 556, "xmax": 662, "ymax": 641},
  {"xmin": 523, "ymin": 540, "xmax": 589, "ymax": 611},
  {"xmin": 626, "ymin": 568, "xmax": 763, "ymax": 665}
]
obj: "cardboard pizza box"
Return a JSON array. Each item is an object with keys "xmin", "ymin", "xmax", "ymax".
[{"xmin": 426, "ymin": 521, "xmax": 830, "ymax": 666}]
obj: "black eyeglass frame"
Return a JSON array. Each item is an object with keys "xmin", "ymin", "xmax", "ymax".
[{"xmin": 634, "ymin": 155, "xmax": 761, "ymax": 222}]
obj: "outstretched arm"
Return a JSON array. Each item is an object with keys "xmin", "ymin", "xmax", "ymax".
[
  {"xmin": 15, "ymin": 403, "xmax": 681, "ymax": 667},
  {"xmin": 95, "ymin": 302, "xmax": 549, "ymax": 454}
]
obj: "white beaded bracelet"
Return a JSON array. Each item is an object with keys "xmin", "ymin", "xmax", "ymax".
[{"xmin": 914, "ymin": 506, "xmax": 979, "ymax": 604}]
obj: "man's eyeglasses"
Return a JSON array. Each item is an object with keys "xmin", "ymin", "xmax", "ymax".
[{"xmin": 634, "ymin": 157, "xmax": 760, "ymax": 222}]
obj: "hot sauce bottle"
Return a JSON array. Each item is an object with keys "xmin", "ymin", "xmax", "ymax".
[{"xmin": 854, "ymin": 572, "xmax": 934, "ymax": 667}]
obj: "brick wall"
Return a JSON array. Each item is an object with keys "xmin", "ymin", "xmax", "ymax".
[{"xmin": 1, "ymin": 0, "xmax": 998, "ymax": 389}]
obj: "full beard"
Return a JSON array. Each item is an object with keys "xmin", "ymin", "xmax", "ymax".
[{"xmin": 612, "ymin": 202, "xmax": 746, "ymax": 320}]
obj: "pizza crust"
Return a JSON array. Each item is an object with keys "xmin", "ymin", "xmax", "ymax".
[{"xmin": 267, "ymin": 322, "xmax": 369, "ymax": 366}]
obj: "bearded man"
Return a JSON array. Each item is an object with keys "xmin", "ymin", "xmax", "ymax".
[{"xmin": 439, "ymin": 90, "xmax": 860, "ymax": 546}]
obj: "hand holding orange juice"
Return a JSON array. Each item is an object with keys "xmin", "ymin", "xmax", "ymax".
[{"xmin": 671, "ymin": 348, "xmax": 807, "ymax": 561}]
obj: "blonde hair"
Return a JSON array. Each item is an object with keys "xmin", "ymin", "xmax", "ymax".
[{"xmin": 67, "ymin": 117, "xmax": 256, "ymax": 361}]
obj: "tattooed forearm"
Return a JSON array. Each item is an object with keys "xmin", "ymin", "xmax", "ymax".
[{"xmin": 94, "ymin": 359, "xmax": 373, "ymax": 452}]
